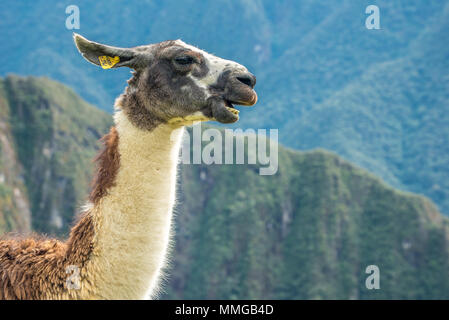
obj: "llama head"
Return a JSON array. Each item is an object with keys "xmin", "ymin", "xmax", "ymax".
[{"xmin": 73, "ymin": 34, "xmax": 257, "ymax": 128}]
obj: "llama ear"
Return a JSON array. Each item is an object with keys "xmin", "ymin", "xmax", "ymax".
[{"xmin": 73, "ymin": 33, "xmax": 142, "ymax": 69}]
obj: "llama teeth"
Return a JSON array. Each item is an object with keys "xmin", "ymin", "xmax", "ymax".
[{"xmin": 226, "ymin": 106, "xmax": 239, "ymax": 115}]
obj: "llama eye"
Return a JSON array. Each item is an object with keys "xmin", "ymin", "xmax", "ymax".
[{"xmin": 174, "ymin": 56, "xmax": 195, "ymax": 65}]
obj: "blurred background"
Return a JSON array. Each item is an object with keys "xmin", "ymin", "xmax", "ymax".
[{"xmin": 0, "ymin": 0, "xmax": 448, "ymax": 299}]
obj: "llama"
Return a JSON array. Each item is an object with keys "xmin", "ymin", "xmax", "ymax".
[{"xmin": 0, "ymin": 33, "xmax": 257, "ymax": 300}]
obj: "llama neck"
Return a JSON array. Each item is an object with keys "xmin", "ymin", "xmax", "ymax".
[{"xmin": 86, "ymin": 111, "xmax": 184, "ymax": 299}]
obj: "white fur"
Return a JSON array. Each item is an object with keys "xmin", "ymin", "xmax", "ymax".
[
  {"xmin": 175, "ymin": 40, "xmax": 247, "ymax": 89},
  {"xmin": 85, "ymin": 111, "xmax": 184, "ymax": 299}
]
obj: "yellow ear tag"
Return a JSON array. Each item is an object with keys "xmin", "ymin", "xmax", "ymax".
[{"xmin": 98, "ymin": 56, "xmax": 120, "ymax": 69}]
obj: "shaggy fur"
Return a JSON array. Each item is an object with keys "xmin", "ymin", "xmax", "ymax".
[
  {"xmin": 0, "ymin": 211, "xmax": 95, "ymax": 300},
  {"xmin": 0, "ymin": 128, "xmax": 118, "ymax": 299},
  {"xmin": 89, "ymin": 127, "xmax": 120, "ymax": 205}
]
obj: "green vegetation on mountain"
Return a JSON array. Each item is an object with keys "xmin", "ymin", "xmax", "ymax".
[
  {"xmin": 1, "ymin": 76, "xmax": 448, "ymax": 299},
  {"xmin": 282, "ymin": 2, "xmax": 449, "ymax": 216},
  {"xmin": 0, "ymin": 75, "xmax": 112, "ymax": 234},
  {"xmin": 0, "ymin": 80, "xmax": 31, "ymax": 233},
  {"xmin": 164, "ymin": 139, "xmax": 449, "ymax": 300}
]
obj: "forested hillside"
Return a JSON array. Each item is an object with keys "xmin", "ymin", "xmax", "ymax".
[
  {"xmin": 285, "ymin": 2, "xmax": 449, "ymax": 215},
  {"xmin": 0, "ymin": 75, "xmax": 112, "ymax": 234},
  {"xmin": 1, "ymin": 76, "xmax": 448, "ymax": 299},
  {"xmin": 164, "ymin": 141, "xmax": 449, "ymax": 299},
  {"xmin": 0, "ymin": 80, "xmax": 31, "ymax": 233}
]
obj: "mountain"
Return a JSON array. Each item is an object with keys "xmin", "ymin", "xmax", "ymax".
[
  {"xmin": 0, "ymin": 76, "xmax": 448, "ymax": 299},
  {"xmin": 290, "ymin": 10, "xmax": 449, "ymax": 217},
  {"xmin": 164, "ymin": 141, "xmax": 449, "ymax": 300},
  {"xmin": 0, "ymin": 75, "xmax": 112, "ymax": 234},
  {"xmin": 281, "ymin": 2, "xmax": 449, "ymax": 215},
  {"xmin": 1, "ymin": 0, "xmax": 448, "ymax": 216},
  {"xmin": 0, "ymin": 80, "xmax": 31, "ymax": 233}
]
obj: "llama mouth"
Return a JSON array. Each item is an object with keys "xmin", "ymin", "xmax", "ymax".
[
  {"xmin": 207, "ymin": 96, "xmax": 248, "ymax": 124},
  {"xmin": 224, "ymin": 100, "xmax": 240, "ymax": 116}
]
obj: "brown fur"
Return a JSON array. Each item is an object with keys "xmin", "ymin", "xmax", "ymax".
[
  {"xmin": 0, "ymin": 210, "xmax": 95, "ymax": 300},
  {"xmin": 89, "ymin": 127, "xmax": 120, "ymax": 205},
  {"xmin": 0, "ymin": 127, "xmax": 119, "ymax": 300}
]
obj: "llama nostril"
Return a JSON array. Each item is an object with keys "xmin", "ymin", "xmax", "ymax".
[{"xmin": 236, "ymin": 74, "xmax": 256, "ymax": 88}]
